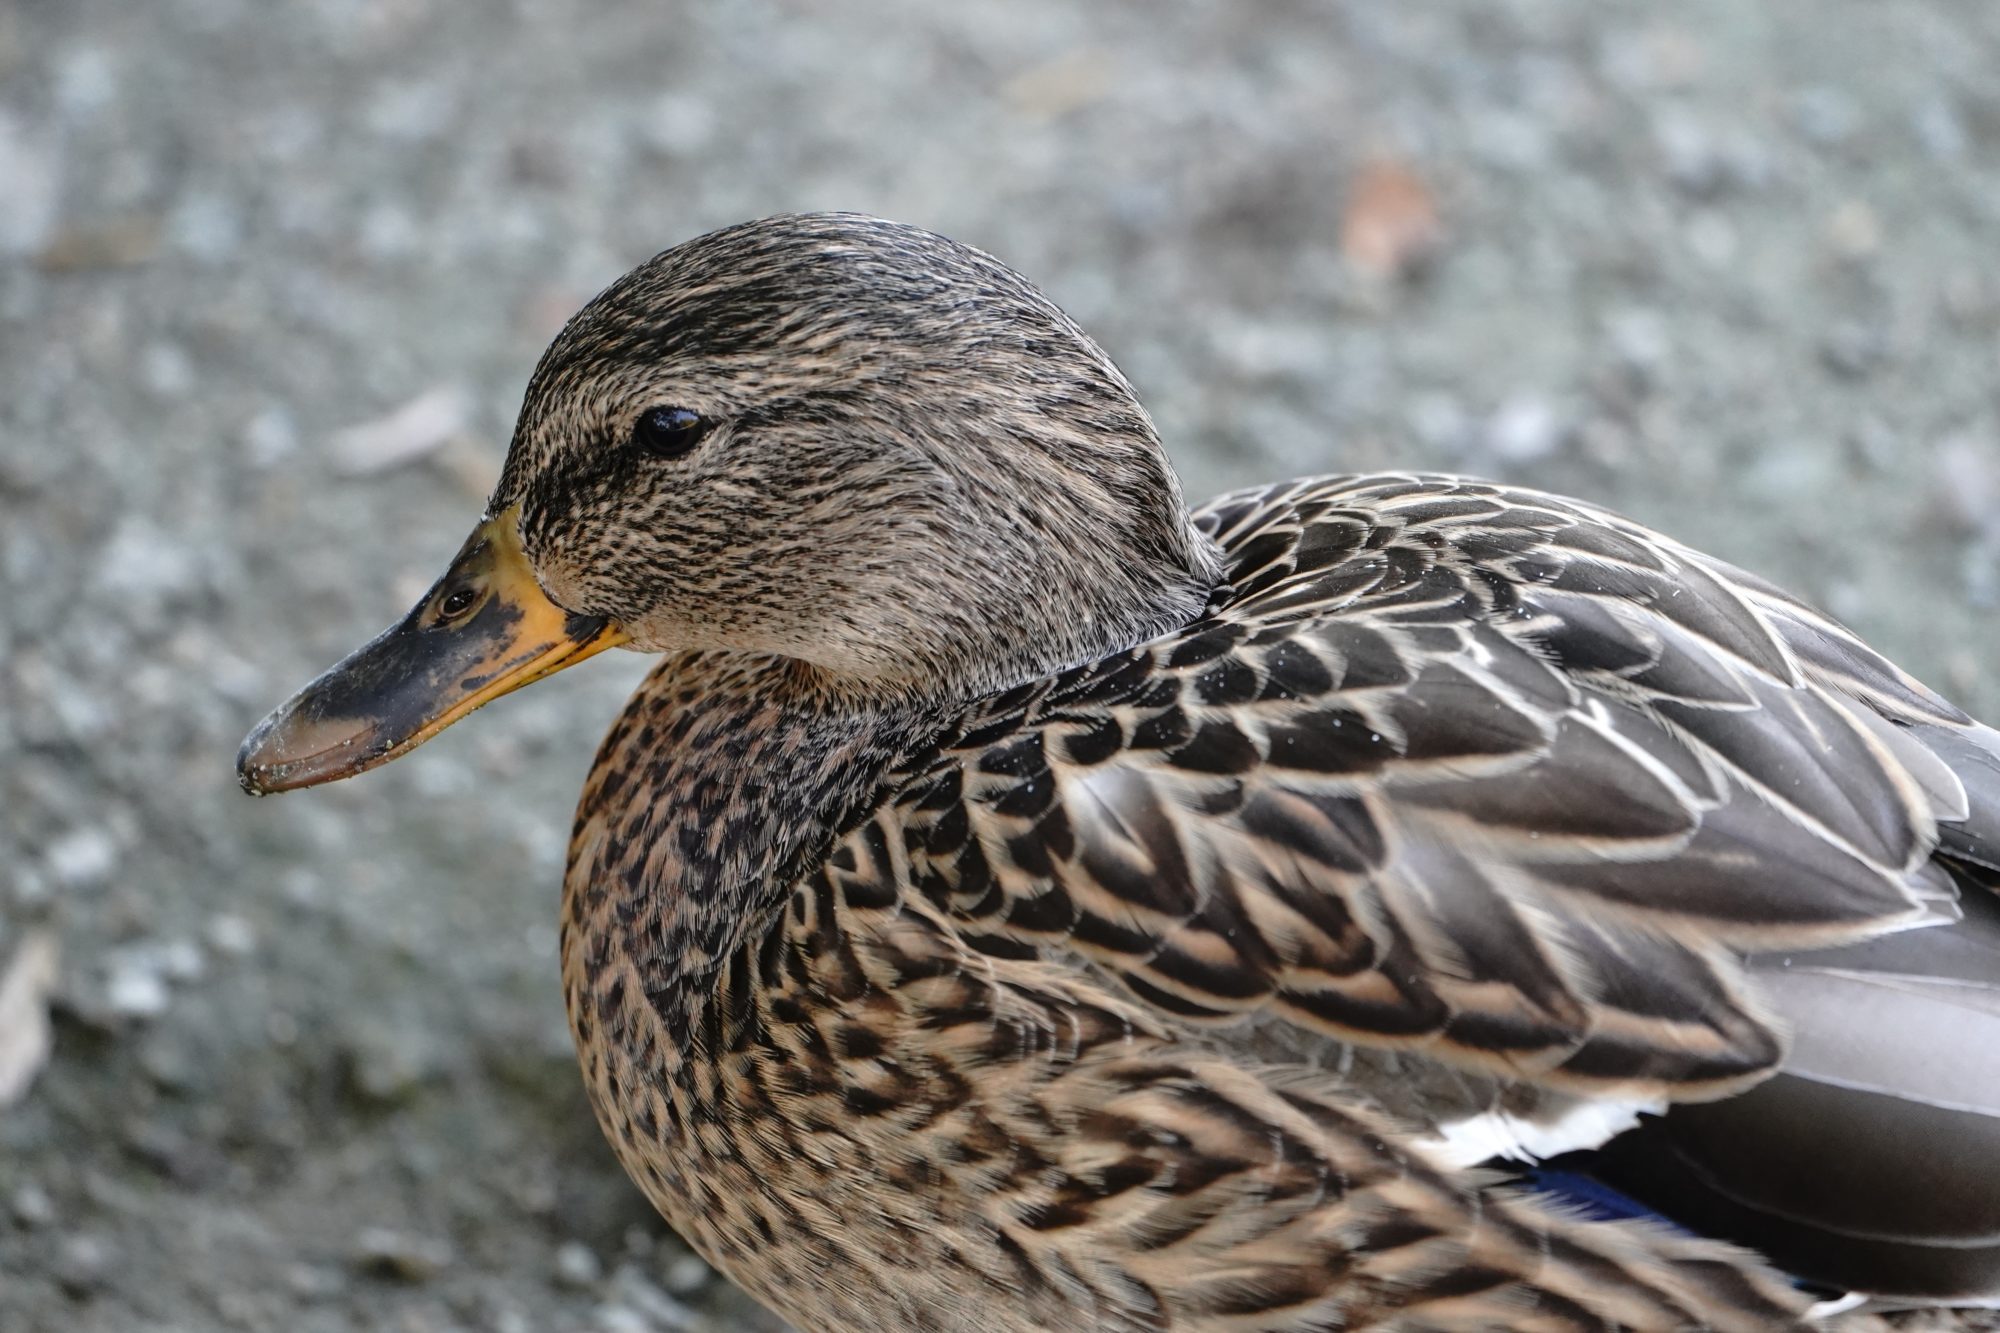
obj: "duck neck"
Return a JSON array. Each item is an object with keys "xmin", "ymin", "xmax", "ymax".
[
  {"xmin": 560, "ymin": 651, "xmax": 945, "ymax": 1052},
  {"xmin": 862, "ymin": 405, "xmax": 1230, "ymax": 699}
]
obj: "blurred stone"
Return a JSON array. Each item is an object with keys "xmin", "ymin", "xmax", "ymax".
[
  {"xmin": 123, "ymin": 1116, "xmax": 209, "ymax": 1184},
  {"xmin": 604, "ymin": 1265, "xmax": 699, "ymax": 1330},
  {"xmin": 1913, "ymin": 97, "xmax": 1969, "ymax": 163},
  {"xmin": 1467, "ymin": 109, "xmax": 1552, "ymax": 172},
  {"xmin": 554, "ymin": 1240, "xmax": 604, "ymax": 1290},
  {"xmin": 1790, "ymin": 87, "xmax": 1860, "ymax": 148},
  {"xmin": 352, "ymin": 1226, "xmax": 454, "ymax": 1282},
  {"xmin": 1598, "ymin": 25, "xmax": 1705, "ymax": 91},
  {"xmin": 1655, "ymin": 112, "xmax": 1769, "ymax": 198},
  {"xmin": 660, "ymin": 1252, "xmax": 712, "ymax": 1297},
  {"xmin": 214, "ymin": 1289, "xmax": 276, "ymax": 1327},
  {"xmin": 10, "ymin": 1180, "xmax": 55, "ymax": 1228},
  {"xmin": 54, "ymin": 46, "xmax": 118, "ymax": 117},
  {"xmin": 466, "ymin": 1294, "xmax": 536, "ymax": 1333},
  {"xmin": 1941, "ymin": 270, "xmax": 1999, "ymax": 332},
  {"xmin": 286, "ymin": 1263, "xmax": 347, "ymax": 1301},
  {"xmin": 46, "ymin": 827, "xmax": 119, "ymax": 891},
  {"xmin": 241, "ymin": 404, "xmax": 301, "ymax": 468},
  {"xmin": 153, "ymin": 939, "xmax": 207, "ymax": 984},
  {"xmin": 140, "ymin": 341, "xmax": 196, "ymax": 398},
  {"xmin": 1485, "ymin": 394, "xmax": 1565, "ymax": 464},
  {"xmin": 1606, "ymin": 308, "xmax": 1670, "ymax": 374},
  {"xmin": 640, "ymin": 92, "xmax": 718, "ymax": 158},
  {"xmin": 206, "ymin": 913, "xmax": 258, "ymax": 958},
  {"xmin": 102, "ymin": 953, "xmax": 171, "ymax": 1019},
  {"xmin": 98, "ymin": 939, "xmax": 206, "ymax": 1026},
  {"xmin": 95, "ymin": 517, "xmax": 203, "ymax": 605},
  {"xmin": 342, "ymin": 1017, "xmax": 441, "ymax": 1104},
  {"xmin": 358, "ymin": 200, "xmax": 422, "ymax": 262},
  {"xmin": 1819, "ymin": 322, "xmax": 1887, "ymax": 381},
  {"xmin": 1405, "ymin": 392, "xmax": 1470, "ymax": 458},
  {"xmin": 10, "ymin": 866, "xmax": 54, "ymax": 912},
  {"xmin": 1931, "ymin": 433, "xmax": 2000, "ymax": 535},
  {"xmin": 1686, "ymin": 211, "xmax": 1738, "ymax": 266},
  {"xmin": 1825, "ymin": 200, "xmax": 1882, "ymax": 261},
  {"xmin": 55, "ymin": 1233, "xmax": 114, "ymax": 1297},
  {"xmin": 0, "ymin": 112, "xmax": 60, "ymax": 257},
  {"xmin": 596, "ymin": 1306, "xmax": 652, "ymax": 1333},
  {"xmin": 137, "ymin": 1026, "xmax": 206, "ymax": 1094},
  {"xmin": 1964, "ymin": 536, "xmax": 2000, "ymax": 611},
  {"xmin": 366, "ymin": 79, "xmax": 458, "ymax": 144},
  {"xmin": 1844, "ymin": 415, "xmax": 1901, "ymax": 474}
]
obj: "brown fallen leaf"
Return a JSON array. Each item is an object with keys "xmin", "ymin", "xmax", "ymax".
[
  {"xmin": 1340, "ymin": 160, "xmax": 1443, "ymax": 283},
  {"xmin": 36, "ymin": 215, "xmax": 162, "ymax": 271},
  {"xmin": 0, "ymin": 930, "xmax": 59, "ymax": 1109}
]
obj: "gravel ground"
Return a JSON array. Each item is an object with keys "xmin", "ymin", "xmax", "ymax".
[{"xmin": 4, "ymin": 2, "xmax": 1999, "ymax": 1330}]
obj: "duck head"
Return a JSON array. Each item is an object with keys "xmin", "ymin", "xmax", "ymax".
[{"xmin": 238, "ymin": 213, "xmax": 1220, "ymax": 793}]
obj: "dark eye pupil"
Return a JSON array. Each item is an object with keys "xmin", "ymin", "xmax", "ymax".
[
  {"xmin": 440, "ymin": 588, "xmax": 477, "ymax": 618},
  {"xmin": 633, "ymin": 406, "xmax": 707, "ymax": 457}
]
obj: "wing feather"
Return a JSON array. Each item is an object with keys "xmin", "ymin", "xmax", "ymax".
[{"xmin": 895, "ymin": 475, "xmax": 1982, "ymax": 1101}]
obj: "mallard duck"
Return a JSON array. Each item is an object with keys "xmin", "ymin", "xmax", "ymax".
[{"xmin": 239, "ymin": 214, "xmax": 2000, "ymax": 1332}]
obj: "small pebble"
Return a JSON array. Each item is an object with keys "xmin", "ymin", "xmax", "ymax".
[
  {"xmin": 595, "ymin": 1306, "xmax": 652, "ymax": 1333},
  {"xmin": 1404, "ymin": 392, "xmax": 1469, "ymax": 457},
  {"xmin": 660, "ymin": 1253, "xmax": 712, "ymax": 1296},
  {"xmin": 153, "ymin": 939, "xmax": 207, "ymax": 984},
  {"xmin": 0, "ymin": 113, "xmax": 60, "ymax": 256},
  {"xmin": 554, "ymin": 1240, "xmax": 603, "ymax": 1290},
  {"xmin": 123, "ymin": 1116, "xmax": 199, "ymax": 1182},
  {"xmin": 342, "ymin": 1019, "xmax": 440, "ymax": 1104},
  {"xmin": 351, "ymin": 1226, "xmax": 454, "ymax": 1282},
  {"xmin": 1486, "ymin": 394, "xmax": 1565, "ymax": 464},
  {"xmin": 167, "ymin": 189, "xmax": 244, "ymax": 262},
  {"xmin": 55, "ymin": 1234, "xmax": 113, "ymax": 1297},
  {"xmin": 46, "ymin": 827, "xmax": 119, "ymax": 891},
  {"xmin": 103, "ymin": 959, "xmax": 170, "ymax": 1019},
  {"xmin": 139, "ymin": 1020, "xmax": 201, "ymax": 1088},
  {"xmin": 1819, "ymin": 322, "xmax": 1886, "ymax": 381},
  {"xmin": 240, "ymin": 406, "xmax": 299, "ymax": 469},
  {"xmin": 94, "ymin": 517, "xmax": 204, "ymax": 605},
  {"xmin": 10, "ymin": 1181, "xmax": 55, "ymax": 1228},
  {"xmin": 139, "ymin": 341, "xmax": 195, "ymax": 398},
  {"xmin": 1790, "ymin": 87, "xmax": 1859, "ymax": 148},
  {"xmin": 285, "ymin": 1262, "xmax": 346, "ymax": 1302},
  {"xmin": 1825, "ymin": 200, "xmax": 1882, "ymax": 261},
  {"xmin": 205, "ymin": 913, "xmax": 257, "ymax": 958},
  {"xmin": 604, "ymin": 1264, "xmax": 698, "ymax": 1329},
  {"xmin": 1913, "ymin": 97, "xmax": 1968, "ymax": 163}
]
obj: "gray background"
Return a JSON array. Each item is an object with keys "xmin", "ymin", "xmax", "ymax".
[{"xmin": 4, "ymin": 1, "xmax": 1999, "ymax": 1330}]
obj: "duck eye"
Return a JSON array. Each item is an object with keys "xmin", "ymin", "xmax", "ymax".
[{"xmin": 631, "ymin": 405, "xmax": 709, "ymax": 458}]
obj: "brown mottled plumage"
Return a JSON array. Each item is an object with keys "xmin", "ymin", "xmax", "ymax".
[{"xmin": 256, "ymin": 215, "xmax": 2000, "ymax": 1331}]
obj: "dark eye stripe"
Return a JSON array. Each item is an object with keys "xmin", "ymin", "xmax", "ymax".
[{"xmin": 632, "ymin": 405, "xmax": 709, "ymax": 458}]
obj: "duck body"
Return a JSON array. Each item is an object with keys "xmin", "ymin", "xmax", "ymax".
[
  {"xmin": 561, "ymin": 471, "xmax": 2000, "ymax": 1332},
  {"xmin": 237, "ymin": 215, "xmax": 2000, "ymax": 1332}
]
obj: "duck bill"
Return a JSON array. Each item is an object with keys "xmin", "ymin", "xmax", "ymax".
[{"xmin": 236, "ymin": 505, "xmax": 627, "ymax": 795}]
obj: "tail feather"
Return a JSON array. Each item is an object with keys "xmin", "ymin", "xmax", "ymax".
[{"xmin": 1575, "ymin": 889, "xmax": 2000, "ymax": 1305}]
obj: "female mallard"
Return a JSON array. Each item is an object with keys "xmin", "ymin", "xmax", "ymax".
[{"xmin": 240, "ymin": 214, "xmax": 2000, "ymax": 1332}]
